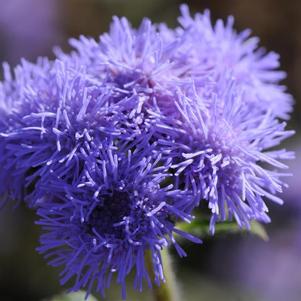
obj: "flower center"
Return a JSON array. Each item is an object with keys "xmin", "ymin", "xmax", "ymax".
[{"xmin": 87, "ymin": 190, "xmax": 132, "ymax": 239}]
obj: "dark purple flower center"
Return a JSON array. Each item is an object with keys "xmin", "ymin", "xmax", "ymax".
[{"xmin": 87, "ymin": 190, "xmax": 132, "ymax": 239}]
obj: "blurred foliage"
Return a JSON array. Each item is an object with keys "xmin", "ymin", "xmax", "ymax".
[
  {"xmin": 177, "ymin": 219, "xmax": 269, "ymax": 241},
  {"xmin": 48, "ymin": 291, "xmax": 97, "ymax": 301}
]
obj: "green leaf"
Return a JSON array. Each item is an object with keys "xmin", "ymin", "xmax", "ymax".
[
  {"xmin": 250, "ymin": 220, "xmax": 269, "ymax": 241},
  {"xmin": 176, "ymin": 219, "xmax": 269, "ymax": 241},
  {"xmin": 48, "ymin": 291, "xmax": 98, "ymax": 301}
]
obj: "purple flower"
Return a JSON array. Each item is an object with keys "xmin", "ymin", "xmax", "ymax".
[
  {"xmin": 59, "ymin": 5, "xmax": 293, "ymax": 120},
  {"xmin": 54, "ymin": 11, "xmax": 294, "ymax": 234},
  {"xmin": 174, "ymin": 4, "xmax": 293, "ymax": 119},
  {"xmin": 0, "ymin": 57, "xmax": 153, "ymax": 206},
  {"xmin": 0, "ymin": 55, "xmax": 200, "ymax": 297},
  {"xmin": 36, "ymin": 137, "xmax": 200, "ymax": 298},
  {"xmin": 0, "ymin": 4, "xmax": 294, "ymax": 299},
  {"xmin": 152, "ymin": 78, "xmax": 294, "ymax": 233}
]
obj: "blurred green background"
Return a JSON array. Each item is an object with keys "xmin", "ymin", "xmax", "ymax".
[{"xmin": 0, "ymin": 1, "xmax": 300, "ymax": 300}]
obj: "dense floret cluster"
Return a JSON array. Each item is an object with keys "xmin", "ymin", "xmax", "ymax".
[{"xmin": 0, "ymin": 5, "xmax": 294, "ymax": 299}]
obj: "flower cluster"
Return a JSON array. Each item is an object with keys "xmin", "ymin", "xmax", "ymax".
[{"xmin": 0, "ymin": 5, "xmax": 294, "ymax": 299}]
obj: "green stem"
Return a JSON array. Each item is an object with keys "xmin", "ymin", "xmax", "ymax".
[{"xmin": 145, "ymin": 249, "xmax": 180, "ymax": 301}]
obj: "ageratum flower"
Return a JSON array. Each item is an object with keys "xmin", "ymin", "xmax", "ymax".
[
  {"xmin": 0, "ymin": 59, "xmax": 99, "ymax": 205},
  {"xmin": 53, "ymin": 10, "xmax": 294, "ymax": 234},
  {"xmin": 0, "ymin": 56, "xmax": 156, "ymax": 207},
  {"xmin": 56, "ymin": 16, "xmax": 184, "ymax": 90},
  {"xmin": 59, "ymin": 5, "xmax": 293, "ymax": 121},
  {"xmin": 159, "ymin": 4, "xmax": 293, "ymax": 119},
  {"xmin": 0, "ymin": 55, "xmax": 199, "ymax": 298},
  {"xmin": 152, "ymin": 77, "xmax": 294, "ymax": 233},
  {"xmin": 36, "ymin": 137, "xmax": 200, "ymax": 298},
  {"xmin": 0, "ymin": 4, "xmax": 295, "ymax": 299}
]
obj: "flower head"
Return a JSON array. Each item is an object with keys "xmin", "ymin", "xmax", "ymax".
[
  {"xmin": 0, "ymin": 54, "xmax": 200, "ymax": 297},
  {"xmin": 0, "ymin": 56, "xmax": 153, "ymax": 206},
  {"xmin": 36, "ymin": 137, "xmax": 199, "ymax": 298},
  {"xmin": 153, "ymin": 78, "xmax": 294, "ymax": 233},
  {"xmin": 175, "ymin": 5, "xmax": 293, "ymax": 119}
]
